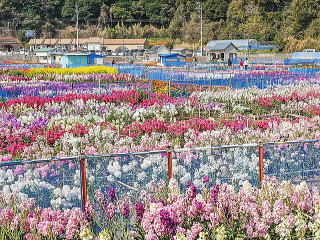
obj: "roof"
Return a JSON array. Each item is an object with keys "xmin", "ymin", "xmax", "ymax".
[
  {"xmin": 29, "ymin": 38, "xmax": 148, "ymax": 45},
  {"xmin": 63, "ymin": 53, "xmax": 89, "ymax": 56},
  {"xmin": 159, "ymin": 53, "xmax": 186, "ymax": 57},
  {"xmin": 34, "ymin": 48, "xmax": 56, "ymax": 52},
  {"xmin": 207, "ymin": 39, "xmax": 258, "ymax": 49},
  {"xmin": 29, "ymin": 39, "xmax": 73, "ymax": 45},
  {"xmin": 148, "ymin": 45, "xmax": 167, "ymax": 52},
  {"xmin": 171, "ymin": 48, "xmax": 186, "ymax": 51},
  {"xmin": 87, "ymin": 37, "xmax": 102, "ymax": 43},
  {"xmin": 87, "ymin": 53, "xmax": 104, "ymax": 58},
  {"xmin": 0, "ymin": 38, "xmax": 22, "ymax": 45},
  {"xmin": 292, "ymin": 52, "xmax": 320, "ymax": 60},
  {"xmin": 102, "ymin": 38, "xmax": 147, "ymax": 45},
  {"xmin": 207, "ymin": 42, "xmax": 238, "ymax": 51}
]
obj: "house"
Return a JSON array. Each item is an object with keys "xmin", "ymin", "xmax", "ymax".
[
  {"xmin": 102, "ymin": 39, "xmax": 148, "ymax": 52},
  {"xmin": 29, "ymin": 38, "xmax": 149, "ymax": 53},
  {"xmin": 0, "ymin": 38, "xmax": 23, "ymax": 52},
  {"xmin": 206, "ymin": 42, "xmax": 238, "ymax": 61},
  {"xmin": 34, "ymin": 48, "xmax": 62, "ymax": 64},
  {"xmin": 159, "ymin": 53, "xmax": 186, "ymax": 66},
  {"xmin": 147, "ymin": 45, "xmax": 170, "ymax": 61},
  {"xmin": 61, "ymin": 53, "xmax": 104, "ymax": 68},
  {"xmin": 207, "ymin": 39, "xmax": 259, "ymax": 51},
  {"xmin": 171, "ymin": 48, "xmax": 193, "ymax": 57}
]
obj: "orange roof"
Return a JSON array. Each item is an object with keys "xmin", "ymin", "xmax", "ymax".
[
  {"xmin": 102, "ymin": 38, "xmax": 147, "ymax": 45},
  {"xmin": 0, "ymin": 38, "xmax": 22, "ymax": 45},
  {"xmin": 29, "ymin": 38, "xmax": 148, "ymax": 45},
  {"xmin": 86, "ymin": 37, "xmax": 102, "ymax": 43}
]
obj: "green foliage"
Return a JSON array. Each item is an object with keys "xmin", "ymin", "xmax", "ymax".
[{"xmin": 1, "ymin": 0, "xmax": 320, "ymax": 51}]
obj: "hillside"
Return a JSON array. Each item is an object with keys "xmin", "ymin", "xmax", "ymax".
[{"xmin": 0, "ymin": 0, "xmax": 320, "ymax": 51}]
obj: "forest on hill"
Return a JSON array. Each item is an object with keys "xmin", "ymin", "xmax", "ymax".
[{"xmin": 0, "ymin": 0, "xmax": 320, "ymax": 51}]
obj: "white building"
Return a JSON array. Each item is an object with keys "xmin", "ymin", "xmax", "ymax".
[
  {"xmin": 34, "ymin": 48, "xmax": 62, "ymax": 64},
  {"xmin": 206, "ymin": 42, "xmax": 238, "ymax": 61}
]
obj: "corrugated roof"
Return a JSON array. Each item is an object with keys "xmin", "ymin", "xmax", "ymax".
[
  {"xmin": 159, "ymin": 53, "xmax": 185, "ymax": 57},
  {"xmin": 87, "ymin": 37, "xmax": 102, "ymax": 43},
  {"xmin": 29, "ymin": 38, "xmax": 148, "ymax": 45},
  {"xmin": 148, "ymin": 45, "xmax": 168, "ymax": 52},
  {"xmin": 292, "ymin": 52, "xmax": 320, "ymax": 60},
  {"xmin": 207, "ymin": 39, "xmax": 258, "ymax": 49},
  {"xmin": 0, "ymin": 38, "xmax": 22, "ymax": 45},
  {"xmin": 63, "ymin": 53, "xmax": 89, "ymax": 56},
  {"xmin": 34, "ymin": 47, "xmax": 56, "ymax": 52},
  {"xmin": 102, "ymin": 38, "xmax": 147, "ymax": 45},
  {"xmin": 208, "ymin": 42, "xmax": 237, "ymax": 51}
]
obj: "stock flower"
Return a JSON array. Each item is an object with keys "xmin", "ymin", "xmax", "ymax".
[{"xmin": 107, "ymin": 187, "xmax": 116, "ymax": 202}]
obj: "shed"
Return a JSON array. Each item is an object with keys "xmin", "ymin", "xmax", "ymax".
[
  {"xmin": 159, "ymin": 53, "xmax": 186, "ymax": 66},
  {"xmin": 87, "ymin": 53, "xmax": 104, "ymax": 65},
  {"xmin": 207, "ymin": 43, "xmax": 238, "ymax": 61},
  {"xmin": 147, "ymin": 45, "xmax": 170, "ymax": 61},
  {"xmin": 61, "ymin": 53, "xmax": 104, "ymax": 68}
]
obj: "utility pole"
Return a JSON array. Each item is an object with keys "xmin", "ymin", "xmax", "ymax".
[{"xmin": 75, "ymin": 4, "xmax": 79, "ymax": 52}]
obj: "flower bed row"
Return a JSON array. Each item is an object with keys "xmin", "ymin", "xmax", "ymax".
[
  {"xmin": 0, "ymin": 73, "xmax": 135, "ymax": 83},
  {"xmin": 1, "ymin": 177, "xmax": 319, "ymax": 240},
  {"xmin": 0, "ymin": 85, "xmax": 320, "ymax": 161}
]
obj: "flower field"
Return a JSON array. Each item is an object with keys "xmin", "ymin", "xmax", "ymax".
[
  {"xmin": 0, "ymin": 84, "xmax": 319, "ymax": 161},
  {"xmin": 1, "ymin": 177, "xmax": 320, "ymax": 240},
  {"xmin": 0, "ymin": 64, "xmax": 319, "ymax": 239}
]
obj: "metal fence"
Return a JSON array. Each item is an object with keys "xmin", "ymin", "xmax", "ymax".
[{"xmin": 0, "ymin": 140, "xmax": 318, "ymax": 210}]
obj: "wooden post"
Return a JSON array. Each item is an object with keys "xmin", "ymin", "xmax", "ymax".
[
  {"xmin": 259, "ymin": 144, "xmax": 264, "ymax": 184},
  {"xmin": 167, "ymin": 146, "xmax": 173, "ymax": 180},
  {"xmin": 80, "ymin": 157, "xmax": 87, "ymax": 210},
  {"xmin": 167, "ymin": 81, "xmax": 171, "ymax": 97}
]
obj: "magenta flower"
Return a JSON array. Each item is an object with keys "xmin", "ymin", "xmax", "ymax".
[
  {"xmin": 107, "ymin": 187, "xmax": 116, "ymax": 202},
  {"xmin": 135, "ymin": 202, "xmax": 145, "ymax": 221},
  {"xmin": 202, "ymin": 176, "xmax": 210, "ymax": 184}
]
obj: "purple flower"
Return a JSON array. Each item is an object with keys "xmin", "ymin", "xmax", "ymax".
[
  {"xmin": 195, "ymin": 200, "xmax": 203, "ymax": 211},
  {"xmin": 159, "ymin": 209, "xmax": 176, "ymax": 235},
  {"xmin": 186, "ymin": 183, "xmax": 197, "ymax": 199},
  {"xmin": 121, "ymin": 205, "xmax": 130, "ymax": 218},
  {"xmin": 202, "ymin": 176, "xmax": 210, "ymax": 184},
  {"xmin": 135, "ymin": 202, "xmax": 145, "ymax": 221},
  {"xmin": 107, "ymin": 187, "xmax": 116, "ymax": 202},
  {"xmin": 210, "ymin": 184, "xmax": 220, "ymax": 202}
]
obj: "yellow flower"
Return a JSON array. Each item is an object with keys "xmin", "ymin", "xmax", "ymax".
[
  {"xmin": 28, "ymin": 66, "xmax": 118, "ymax": 77},
  {"xmin": 98, "ymin": 229, "xmax": 111, "ymax": 240},
  {"xmin": 174, "ymin": 233, "xmax": 187, "ymax": 240},
  {"xmin": 79, "ymin": 228, "xmax": 93, "ymax": 240},
  {"xmin": 199, "ymin": 231, "xmax": 208, "ymax": 240}
]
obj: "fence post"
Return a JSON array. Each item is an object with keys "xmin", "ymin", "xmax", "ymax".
[
  {"xmin": 167, "ymin": 146, "xmax": 173, "ymax": 180},
  {"xmin": 80, "ymin": 156, "xmax": 87, "ymax": 210},
  {"xmin": 259, "ymin": 143, "xmax": 264, "ymax": 184}
]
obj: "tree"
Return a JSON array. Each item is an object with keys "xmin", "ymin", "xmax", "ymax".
[
  {"xmin": 183, "ymin": 12, "xmax": 200, "ymax": 51},
  {"xmin": 204, "ymin": 0, "xmax": 229, "ymax": 21},
  {"xmin": 167, "ymin": 4, "xmax": 186, "ymax": 39},
  {"xmin": 281, "ymin": 0, "xmax": 320, "ymax": 39}
]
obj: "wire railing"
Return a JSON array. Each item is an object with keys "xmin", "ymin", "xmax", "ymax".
[{"xmin": 0, "ymin": 140, "xmax": 319, "ymax": 210}]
